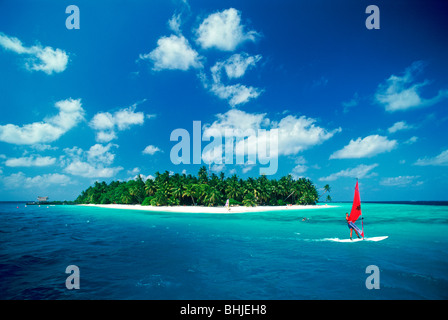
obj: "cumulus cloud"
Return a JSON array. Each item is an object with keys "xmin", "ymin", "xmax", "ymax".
[
  {"xmin": 140, "ymin": 34, "xmax": 203, "ymax": 71},
  {"xmin": 195, "ymin": 8, "xmax": 260, "ymax": 51},
  {"xmin": 139, "ymin": 9, "xmax": 263, "ymax": 108},
  {"xmin": 0, "ymin": 32, "xmax": 69, "ymax": 74},
  {"xmin": 319, "ymin": 164, "xmax": 379, "ymax": 182},
  {"xmin": 374, "ymin": 61, "xmax": 448, "ymax": 112},
  {"xmin": 64, "ymin": 161, "xmax": 122, "ymax": 178},
  {"xmin": 5, "ymin": 155, "xmax": 56, "ymax": 167},
  {"xmin": 388, "ymin": 121, "xmax": 413, "ymax": 133},
  {"xmin": 62, "ymin": 143, "xmax": 123, "ymax": 178},
  {"xmin": 275, "ymin": 115, "xmax": 341, "ymax": 156},
  {"xmin": 330, "ymin": 135, "xmax": 397, "ymax": 159},
  {"xmin": 212, "ymin": 53, "xmax": 262, "ymax": 80},
  {"xmin": 1, "ymin": 172, "xmax": 71, "ymax": 189},
  {"xmin": 90, "ymin": 102, "xmax": 149, "ymax": 143},
  {"xmin": 203, "ymin": 109, "xmax": 339, "ymax": 162},
  {"xmin": 142, "ymin": 145, "xmax": 161, "ymax": 155},
  {"xmin": 291, "ymin": 158, "xmax": 308, "ymax": 178},
  {"xmin": 87, "ymin": 143, "xmax": 116, "ymax": 165},
  {"xmin": 414, "ymin": 149, "xmax": 448, "ymax": 166},
  {"xmin": 210, "ymin": 83, "xmax": 262, "ymax": 107},
  {"xmin": 203, "ymin": 53, "xmax": 263, "ymax": 107},
  {"xmin": 0, "ymin": 98, "xmax": 84, "ymax": 145},
  {"xmin": 380, "ymin": 175, "xmax": 423, "ymax": 187}
]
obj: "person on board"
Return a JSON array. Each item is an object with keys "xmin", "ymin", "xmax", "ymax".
[{"xmin": 346, "ymin": 212, "xmax": 361, "ymax": 240}]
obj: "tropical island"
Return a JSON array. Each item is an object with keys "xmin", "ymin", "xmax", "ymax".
[{"xmin": 75, "ymin": 166, "xmax": 332, "ymax": 208}]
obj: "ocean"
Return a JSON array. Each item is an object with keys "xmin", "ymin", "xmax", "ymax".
[{"xmin": 1, "ymin": 201, "xmax": 447, "ymax": 300}]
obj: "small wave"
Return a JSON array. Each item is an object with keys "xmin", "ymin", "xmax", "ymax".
[
  {"xmin": 136, "ymin": 274, "xmax": 178, "ymax": 289},
  {"xmin": 70, "ymin": 235, "xmax": 84, "ymax": 241},
  {"xmin": 301, "ymin": 236, "xmax": 388, "ymax": 243}
]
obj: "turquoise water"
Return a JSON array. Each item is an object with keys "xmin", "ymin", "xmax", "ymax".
[{"xmin": 1, "ymin": 202, "xmax": 447, "ymax": 299}]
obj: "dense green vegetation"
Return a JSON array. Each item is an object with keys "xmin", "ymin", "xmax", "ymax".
[{"xmin": 75, "ymin": 166, "xmax": 330, "ymax": 207}]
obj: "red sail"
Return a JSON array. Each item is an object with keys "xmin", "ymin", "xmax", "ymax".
[{"xmin": 349, "ymin": 180, "xmax": 362, "ymax": 222}]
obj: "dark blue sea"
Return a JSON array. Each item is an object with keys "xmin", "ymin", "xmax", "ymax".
[{"xmin": 1, "ymin": 202, "xmax": 447, "ymax": 300}]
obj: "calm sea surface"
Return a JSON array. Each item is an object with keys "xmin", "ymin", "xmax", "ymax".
[{"xmin": 1, "ymin": 202, "xmax": 447, "ymax": 299}]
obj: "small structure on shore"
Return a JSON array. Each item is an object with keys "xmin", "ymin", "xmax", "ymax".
[
  {"xmin": 37, "ymin": 196, "xmax": 49, "ymax": 202},
  {"xmin": 27, "ymin": 196, "xmax": 50, "ymax": 205}
]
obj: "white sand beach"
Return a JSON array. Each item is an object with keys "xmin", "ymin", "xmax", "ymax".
[{"xmin": 79, "ymin": 203, "xmax": 338, "ymax": 213}]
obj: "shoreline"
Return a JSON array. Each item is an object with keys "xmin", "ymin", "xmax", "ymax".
[{"xmin": 78, "ymin": 203, "xmax": 338, "ymax": 214}]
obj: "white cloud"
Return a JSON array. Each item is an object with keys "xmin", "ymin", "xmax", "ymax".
[
  {"xmin": 404, "ymin": 136, "xmax": 418, "ymax": 145},
  {"xmin": 380, "ymin": 175, "xmax": 423, "ymax": 187},
  {"xmin": 142, "ymin": 145, "xmax": 161, "ymax": 155},
  {"xmin": 319, "ymin": 164, "xmax": 379, "ymax": 182},
  {"xmin": 113, "ymin": 106, "xmax": 146, "ymax": 130},
  {"xmin": 90, "ymin": 102, "xmax": 147, "ymax": 143},
  {"xmin": 291, "ymin": 156, "xmax": 308, "ymax": 177},
  {"xmin": 330, "ymin": 135, "xmax": 397, "ymax": 159},
  {"xmin": 202, "ymin": 145, "xmax": 223, "ymax": 164},
  {"xmin": 210, "ymin": 82, "xmax": 262, "ymax": 107},
  {"xmin": 210, "ymin": 163, "xmax": 225, "ymax": 173},
  {"xmin": 414, "ymin": 149, "xmax": 448, "ymax": 166},
  {"xmin": 203, "ymin": 109, "xmax": 339, "ymax": 160},
  {"xmin": 128, "ymin": 173, "xmax": 154, "ymax": 182},
  {"xmin": 292, "ymin": 164, "xmax": 307, "ymax": 175},
  {"xmin": 212, "ymin": 53, "xmax": 261, "ymax": 80},
  {"xmin": 5, "ymin": 155, "xmax": 56, "ymax": 167},
  {"xmin": 374, "ymin": 61, "xmax": 448, "ymax": 112},
  {"xmin": 30, "ymin": 46, "xmax": 69, "ymax": 74},
  {"xmin": 95, "ymin": 130, "xmax": 117, "ymax": 143},
  {"xmin": 90, "ymin": 112, "xmax": 114, "ymax": 131},
  {"xmin": 168, "ymin": 13, "xmax": 182, "ymax": 34},
  {"xmin": 242, "ymin": 165, "xmax": 254, "ymax": 174},
  {"xmin": 276, "ymin": 115, "xmax": 341, "ymax": 156},
  {"xmin": 195, "ymin": 8, "xmax": 259, "ymax": 51},
  {"xmin": 29, "ymin": 144, "xmax": 59, "ymax": 151},
  {"xmin": 204, "ymin": 109, "xmax": 266, "ymax": 135},
  {"xmin": 64, "ymin": 161, "xmax": 122, "ymax": 178},
  {"xmin": 87, "ymin": 143, "xmax": 117, "ymax": 165},
  {"xmin": 0, "ymin": 32, "xmax": 69, "ymax": 74},
  {"xmin": 62, "ymin": 143, "xmax": 123, "ymax": 178},
  {"xmin": 128, "ymin": 167, "xmax": 141, "ymax": 175},
  {"xmin": 204, "ymin": 53, "xmax": 263, "ymax": 107},
  {"xmin": 0, "ymin": 98, "xmax": 84, "ymax": 145},
  {"xmin": 141, "ymin": 34, "xmax": 203, "ymax": 71},
  {"xmin": 1, "ymin": 172, "xmax": 71, "ymax": 189},
  {"xmin": 388, "ymin": 121, "xmax": 413, "ymax": 133},
  {"xmin": 140, "ymin": 10, "xmax": 262, "ymax": 108}
]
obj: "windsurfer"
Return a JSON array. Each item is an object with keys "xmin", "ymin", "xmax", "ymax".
[{"xmin": 346, "ymin": 212, "xmax": 361, "ymax": 240}]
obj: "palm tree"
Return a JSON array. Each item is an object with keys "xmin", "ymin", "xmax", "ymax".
[
  {"xmin": 197, "ymin": 183, "xmax": 210, "ymax": 205},
  {"xmin": 153, "ymin": 185, "xmax": 170, "ymax": 206},
  {"xmin": 206, "ymin": 186, "xmax": 222, "ymax": 206},
  {"xmin": 242, "ymin": 191, "xmax": 257, "ymax": 207},
  {"xmin": 198, "ymin": 166, "xmax": 208, "ymax": 183},
  {"xmin": 76, "ymin": 169, "xmax": 322, "ymax": 208},
  {"xmin": 225, "ymin": 180, "xmax": 241, "ymax": 201},
  {"xmin": 120, "ymin": 191, "xmax": 132, "ymax": 204},
  {"xmin": 183, "ymin": 184, "xmax": 197, "ymax": 206},
  {"xmin": 145, "ymin": 179, "xmax": 156, "ymax": 196},
  {"xmin": 171, "ymin": 183, "xmax": 183, "ymax": 204},
  {"xmin": 319, "ymin": 184, "xmax": 331, "ymax": 200}
]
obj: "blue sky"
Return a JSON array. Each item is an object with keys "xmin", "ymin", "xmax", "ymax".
[{"xmin": 0, "ymin": 0, "xmax": 447, "ymax": 201}]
